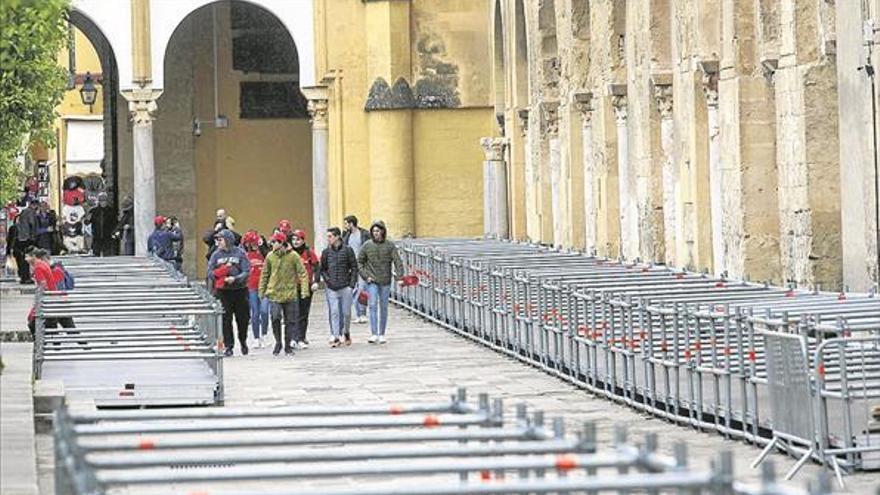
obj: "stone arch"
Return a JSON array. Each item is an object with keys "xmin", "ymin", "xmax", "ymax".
[
  {"xmin": 572, "ymin": 0, "xmax": 590, "ymax": 41},
  {"xmin": 537, "ymin": 0, "xmax": 559, "ymax": 97},
  {"xmin": 514, "ymin": 0, "xmax": 529, "ymax": 106},
  {"xmin": 157, "ymin": 0, "xmax": 313, "ymax": 272},
  {"xmin": 493, "ymin": 0, "xmax": 506, "ymax": 125},
  {"xmin": 151, "ymin": 0, "xmax": 315, "ymax": 90},
  {"xmin": 66, "ymin": 8, "xmax": 123, "ymax": 207}
]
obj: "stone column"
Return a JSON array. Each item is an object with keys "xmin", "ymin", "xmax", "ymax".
[
  {"xmin": 304, "ymin": 87, "xmax": 330, "ymax": 252},
  {"xmin": 610, "ymin": 84, "xmax": 630, "ymax": 259},
  {"xmin": 701, "ymin": 61, "xmax": 722, "ymax": 275},
  {"xmin": 543, "ymin": 102, "xmax": 562, "ymax": 247},
  {"xmin": 652, "ymin": 77, "xmax": 676, "ymax": 266},
  {"xmin": 575, "ymin": 92, "xmax": 596, "ymax": 254},
  {"xmin": 123, "ymin": 87, "xmax": 160, "ymax": 257},
  {"xmin": 480, "ymin": 137, "xmax": 510, "ymax": 238}
]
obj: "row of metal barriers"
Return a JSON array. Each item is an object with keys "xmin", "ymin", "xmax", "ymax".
[
  {"xmin": 390, "ymin": 238, "xmax": 880, "ymax": 485},
  {"xmin": 33, "ymin": 255, "xmax": 224, "ymax": 407},
  {"xmin": 53, "ymin": 388, "xmax": 832, "ymax": 495}
]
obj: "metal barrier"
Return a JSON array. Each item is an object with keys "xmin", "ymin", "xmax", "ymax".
[
  {"xmin": 52, "ymin": 388, "xmax": 830, "ymax": 495},
  {"xmin": 391, "ymin": 238, "xmax": 880, "ymax": 483},
  {"xmin": 33, "ymin": 256, "xmax": 224, "ymax": 406}
]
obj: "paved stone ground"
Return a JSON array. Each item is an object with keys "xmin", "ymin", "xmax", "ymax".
[
  {"xmin": 5, "ymin": 288, "xmax": 875, "ymax": 494},
  {"xmin": 0, "ymin": 343, "xmax": 38, "ymax": 495}
]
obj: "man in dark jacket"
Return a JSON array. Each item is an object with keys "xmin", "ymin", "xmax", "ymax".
[
  {"xmin": 320, "ymin": 227, "xmax": 358, "ymax": 347},
  {"xmin": 357, "ymin": 220, "xmax": 404, "ymax": 344},
  {"xmin": 207, "ymin": 229, "xmax": 251, "ymax": 356},
  {"xmin": 14, "ymin": 200, "xmax": 39, "ymax": 284},
  {"xmin": 203, "ymin": 209, "xmax": 241, "ymax": 261},
  {"xmin": 112, "ymin": 196, "xmax": 134, "ymax": 255},
  {"xmin": 87, "ymin": 193, "xmax": 117, "ymax": 256},
  {"xmin": 342, "ymin": 215, "xmax": 370, "ymax": 323}
]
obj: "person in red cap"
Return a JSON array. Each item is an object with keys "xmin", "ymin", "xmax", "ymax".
[
  {"xmin": 243, "ymin": 230, "xmax": 269, "ymax": 348},
  {"xmin": 278, "ymin": 219, "xmax": 293, "ymax": 235},
  {"xmin": 290, "ymin": 229, "xmax": 320, "ymax": 349},
  {"xmin": 147, "ymin": 215, "xmax": 183, "ymax": 269},
  {"xmin": 259, "ymin": 231, "xmax": 310, "ymax": 356}
]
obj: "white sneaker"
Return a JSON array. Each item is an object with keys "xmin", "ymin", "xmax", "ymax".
[
  {"xmin": 254, "ymin": 338, "xmax": 263, "ymax": 349},
  {"xmin": 367, "ymin": 335, "xmax": 378, "ymax": 344},
  {"xmin": 378, "ymin": 336, "xmax": 387, "ymax": 344},
  {"xmin": 298, "ymin": 341, "xmax": 309, "ymax": 349},
  {"xmin": 357, "ymin": 316, "xmax": 368, "ymax": 324}
]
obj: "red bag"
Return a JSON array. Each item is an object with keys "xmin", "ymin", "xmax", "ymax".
[
  {"xmin": 213, "ymin": 265, "xmax": 230, "ymax": 290},
  {"xmin": 357, "ymin": 290, "xmax": 369, "ymax": 306},
  {"xmin": 401, "ymin": 274, "xmax": 419, "ymax": 287}
]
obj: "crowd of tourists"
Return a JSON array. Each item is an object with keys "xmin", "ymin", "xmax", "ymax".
[
  {"xmin": 6, "ymin": 192, "xmax": 133, "ymax": 285},
  {"xmin": 200, "ymin": 209, "xmax": 405, "ymax": 357}
]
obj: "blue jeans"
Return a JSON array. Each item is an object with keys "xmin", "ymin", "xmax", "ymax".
[
  {"xmin": 367, "ymin": 283, "xmax": 391, "ymax": 336},
  {"xmin": 352, "ymin": 277, "xmax": 367, "ymax": 317},
  {"xmin": 248, "ymin": 290, "xmax": 269, "ymax": 339},
  {"xmin": 325, "ymin": 287, "xmax": 353, "ymax": 339}
]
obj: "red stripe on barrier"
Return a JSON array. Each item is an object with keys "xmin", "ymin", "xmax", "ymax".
[
  {"xmin": 138, "ymin": 440, "xmax": 155, "ymax": 450},
  {"xmin": 388, "ymin": 405, "xmax": 404, "ymax": 415},
  {"xmin": 684, "ymin": 350, "xmax": 692, "ymax": 359},
  {"xmin": 423, "ymin": 415, "xmax": 441, "ymax": 427},
  {"xmin": 817, "ymin": 363, "xmax": 826, "ymax": 377},
  {"xmin": 715, "ymin": 282, "xmax": 726, "ymax": 288},
  {"xmin": 555, "ymin": 455, "xmax": 578, "ymax": 471},
  {"xmin": 480, "ymin": 470, "xmax": 491, "ymax": 481},
  {"xmin": 748, "ymin": 350, "xmax": 757, "ymax": 362},
  {"xmin": 785, "ymin": 290, "xmax": 795, "ymax": 297}
]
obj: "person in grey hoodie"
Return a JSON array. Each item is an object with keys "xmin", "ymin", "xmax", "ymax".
[
  {"xmin": 207, "ymin": 229, "xmax": 251, "ymax": 356},
  {"xmin": 357, "ymin": 220, "xmax": 404, "ymax": 344}
]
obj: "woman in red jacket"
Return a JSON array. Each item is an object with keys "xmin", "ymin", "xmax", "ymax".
[
  {"xmin": 291, "ymin": 229, "xmax": 319, "ymax": 349},
  {"xmin": 243, "ymin": 230, "xmax": 269, "ymax": 348}
]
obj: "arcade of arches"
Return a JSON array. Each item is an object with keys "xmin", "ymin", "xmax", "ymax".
[
  {"xmin": 56, "ymin": 0, "xmax": 879, "ymax": 291},
  {"xmin": 491, "ymin": 0, "xmax": 879, "ymax": 292}
]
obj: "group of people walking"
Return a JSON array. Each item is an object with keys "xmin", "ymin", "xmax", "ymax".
[
  {"xmin": 7, "ymin": 194, "xmax": 129, "ymax": 284},
  {"xmin": 203, "ymin": 211, "xmax": 405, "ymax": 357}
]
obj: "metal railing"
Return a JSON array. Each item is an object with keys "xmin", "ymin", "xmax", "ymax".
[
  {"xmin": 391, "ymin": 238, "xmax": 880, "ymax": 484},
  {"xmin": 52, "ymin": 388, "xmax": 831, "ymax": 495},
  {"xmin": 33, "ymin": 255, "xmax": 224, "ymax": 406}
]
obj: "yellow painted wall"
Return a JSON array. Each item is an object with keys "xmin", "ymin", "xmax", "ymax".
[
  {"xmin": 320, "ymin": 0, "xmax": 494, "ymax": 237},
  {"xmin": 413, "ymin": 108, "xmax": 494, "ymax": 236}
]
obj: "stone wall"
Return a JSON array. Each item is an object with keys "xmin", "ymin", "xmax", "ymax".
[{"xmin": 491, "ymin": 0, "xmax": 879, "ymax": 291}]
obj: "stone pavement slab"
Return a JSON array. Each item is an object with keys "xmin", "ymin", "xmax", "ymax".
[
  {"xmin": 26, "ymin": 292, "xmax": 879, "ymax": 494},
  {"xmin": 216, "ymin": 296, "xmax": 876, "ymax": 494},
  {"xmin": 0, "ymin": 343, "xmax": 39, "ymax": 495}
]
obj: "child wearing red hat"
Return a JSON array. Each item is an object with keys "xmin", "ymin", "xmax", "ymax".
[
  {"xmin": 290, "ymin": 229, "xmax": 319, "ymax": 349},
  {"xmin": 243, "ymin": 230, "xmax": 269, "ymax": 348}
]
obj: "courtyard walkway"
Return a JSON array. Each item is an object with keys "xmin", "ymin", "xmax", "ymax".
[{"xmin": 1, "ymin": 288, "xmax": 875, "ymax": 494}]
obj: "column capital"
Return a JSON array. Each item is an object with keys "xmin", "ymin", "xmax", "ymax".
[
  {"xmin": 573, "ymin": 91, "xmax": 594, "ymax": 124},
  {"xmin": 122, "ymin": 86, "xmax": 161, "ymax": 125},
  {"xmin": 516, "ymin": 108, "xmax": 530, "ymax": 137},
  {"xmin": 699, "ymin": 59, "xmax": 719, "ymax": 107},
  {"xmin": 610, "ymin": 85, "xmax": 628, "ymax": 127},
  {"xmin": 480, "ymin": 137, "xmax": 508, "ymax": 161},
  {"xmin": 302, "ymin": 85, "xmax": 330, "ymax": 130},
  {"xmin": 651, "ymin": 83, "xmax": 674, "ymax": 120},
  {"xmin": 540, "ymin": 101, "xmax": 559, "ymax": 137}
]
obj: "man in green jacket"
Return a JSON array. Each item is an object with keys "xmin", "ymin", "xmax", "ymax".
[
  {"xmin": 259, "ymin": 232, "xmax": 311, "ymax": 355},
  {"xmin": 357, "ymin": 220, "xmax": 404, "ymax": 344}
]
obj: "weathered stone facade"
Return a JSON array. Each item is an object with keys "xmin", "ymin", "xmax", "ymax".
[{"xmin": 491, "ymin": 0, "xmax": 880, "ymax": 291}]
